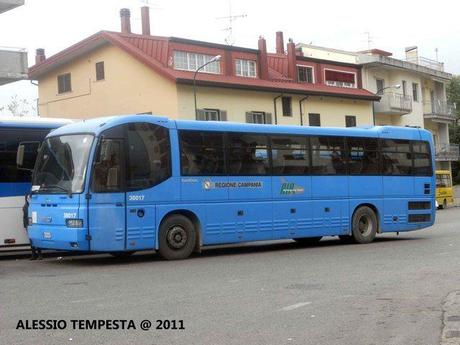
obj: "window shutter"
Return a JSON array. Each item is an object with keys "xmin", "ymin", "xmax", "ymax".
[
  {"xmin": 196, "ymin": 109, "xmax": 206, "ymax": 121},
  {"xmin": 246, "ymin": 112, "xmax": 253, "ymax": 123},
  {"xmin": 220, "ymin": 110, "xmax": 227, "ymax": 121},
  {"xmin": 265, "ymin": 112, "xmax": 272, "ymax": 124}
]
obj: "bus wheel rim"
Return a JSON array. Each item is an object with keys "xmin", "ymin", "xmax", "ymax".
[
  {"xmin": 167, "ymin": 226, "xmax": 188, "ymax": 249},
  {"xmin": 358, "ymin": 215, "xmax": 372, "ymax": 237}
]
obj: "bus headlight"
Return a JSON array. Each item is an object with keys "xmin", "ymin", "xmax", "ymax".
[{"xmin": 66, "ymin": 219, "xmax": 83, "ymax": 228}]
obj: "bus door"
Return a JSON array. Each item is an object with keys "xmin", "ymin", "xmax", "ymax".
[
  {"xmin": 124, "ymin": 123, "xmax": 173, "ymax": 251},
  {"xmin": 88, "ymin": 136, "xmax": 126, "ymax": 252}
]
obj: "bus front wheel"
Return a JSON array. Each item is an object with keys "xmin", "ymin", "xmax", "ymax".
[
  {"xmin": 158, "ymin": 215, "xmax": 196, "ymax": 260},
  {"xmin": 351, "ymin": 206, "xmax": 377, "ymax": 244}
]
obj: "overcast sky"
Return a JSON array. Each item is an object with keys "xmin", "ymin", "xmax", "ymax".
[{"xmin": 1, "ymin": 0, "xmax": 459, "ymax": 116}]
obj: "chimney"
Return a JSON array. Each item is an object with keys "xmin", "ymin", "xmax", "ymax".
[
  {"xmin": 35, "ymin": 48, "xmax": 46, "ymax": 64},
  {"xmin": 120, "ymin": 8, "xmax": 131, "ymax": 34},
  {"xmin": 141, "ymin": 6, "xmax": 150, "ymax": 36},
  {"xmin": 258, "ymin": 36, "xmax": 269, "ymax": 80},
  {"xmin": 287, "ymin": 38, "xmax": 296, "ymax": 81},
  {"xmin": 276, "ymin": 31, "xmax": 284, "ymax": 54},
  {"xmin": 405, "ymin": 46, "xmax": 418, "ymax": 63}
]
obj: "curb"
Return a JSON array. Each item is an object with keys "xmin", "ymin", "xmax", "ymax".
[{"xmin": 441, "ymin": 291, "xmax": 460, "ymax": 345}]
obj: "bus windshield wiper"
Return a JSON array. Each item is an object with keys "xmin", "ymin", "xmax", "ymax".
[{"xmin": 41, "ymin": 184, "xmax": 73, "ymax": 197}]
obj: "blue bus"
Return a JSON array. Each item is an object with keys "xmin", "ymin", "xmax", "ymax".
[
  {"xmin": 26, "ymin": 115, "xmax": 435, "ymax": 260},
  {"xmin": 0, "ymin": 116, "xmax": 71, "ymax": 251}
]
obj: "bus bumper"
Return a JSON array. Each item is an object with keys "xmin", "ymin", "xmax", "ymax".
[{"xmin": 28, "ymin": 225, "xmax": 89, "ymax": 251}]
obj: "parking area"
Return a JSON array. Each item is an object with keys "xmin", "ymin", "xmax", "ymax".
[{"xmin": 1, "ymin": 207, "xmax": 460, "ymax": 345}]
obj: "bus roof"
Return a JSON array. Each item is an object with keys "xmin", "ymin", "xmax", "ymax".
[
  {"xmin": 0, "ymin": 116, "xmax": 72, "ymax": 129},
  {"xmin": 47, "ymin": 114, "xmax": 429, "ymax": 140}
]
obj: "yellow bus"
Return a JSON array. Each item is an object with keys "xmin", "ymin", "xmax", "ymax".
[{"xmin": 436, "ymin": 170, "xmax": 454, "ymax": 209}]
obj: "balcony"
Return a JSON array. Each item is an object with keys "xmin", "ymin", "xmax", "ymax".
[
  {"xmin": 374, "ymin": 92, "xmax": 412, "ymax": 116},
  {"xmin": 0, "ymin": 0, "xmax": 24, "ymax": 14},
  {"xmin": 435, "ymin": 143, "xmax": 460, "ymax": 162},
  {"xmin": 0, "ymin": 47, "xmax": 27, "ymax": 85},
  {"xmin": 423, "ymin": 101, "xmax": 457, "ymax": 123}
]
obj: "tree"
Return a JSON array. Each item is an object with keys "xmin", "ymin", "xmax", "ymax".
[
  {"xmin": 447, "ymin": 76, "xmax": 460, "ymax": 183},
  {"xmin": 0, "ymin": 95, "xmax": 36, "ymax": 117}
]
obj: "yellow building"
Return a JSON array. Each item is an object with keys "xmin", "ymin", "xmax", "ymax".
[
  {"xmin": 29, "ymin": 8, "xmax": 378, "ymax": 129},
  {"xmin": 298, "ymin": 43, "xmax": 457, "ymax": 171}
]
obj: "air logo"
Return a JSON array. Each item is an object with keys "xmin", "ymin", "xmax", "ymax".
[{"xmin": 280, "ymin": 178, "xmax": 304, "ymax": 195}]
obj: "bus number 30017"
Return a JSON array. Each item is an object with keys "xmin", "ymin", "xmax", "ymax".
[{"xmin": 128, "ymin": 195, "xmax": 145, "ymax": 201}]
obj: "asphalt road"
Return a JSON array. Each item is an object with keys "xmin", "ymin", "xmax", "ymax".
[{"xmin": 1, "ymin": 208, "xmax": 460, "ymax": 345}]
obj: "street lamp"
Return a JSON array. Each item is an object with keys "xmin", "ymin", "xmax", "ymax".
[
  {"xmin": 372, "ymin": 84, "xmax": 401, "ymax": 125},
  {"xmin": 193, "ymin": 55, "xmax": 221, "ymax": 119}
]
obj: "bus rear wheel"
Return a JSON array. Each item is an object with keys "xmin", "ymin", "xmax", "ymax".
[
  {"xmin": 351, "ymin": 206, "xmax": 378, "ymax": 244},
  {"xmin": 294, "ymin": 237, "xmax": 322, "ymax": 246},
  {"xmin": 158, "ymin": 215, "xmax": 196, "ymax": 260}
]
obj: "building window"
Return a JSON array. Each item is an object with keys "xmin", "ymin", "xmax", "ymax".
[
  {"xmin": 345, "ymin": 115, "xmax": 356, "ymax": 127},
  {"xmin": 196, "ymin": 109, "xmax": 227, "ymax": 121},
  {"xmin": 96, "ymin": 61, "xmax": 105, "ymax": 81},
  {"xmin": 246, "ymin": 111, "xmax": 272, "ymax": 124},
  {"xmin": 412, "ymin": 83, "xmax": 419, "ymax": 102},
  {"xmin": 376, "ymin": 78, "xmax": 385, "ymax": 94},
  {"xmin": 308, "ymin": 113, "xmax": 321, "ymax": 126},
  {"xmin": 297, "ymin": 66, "xmax": 314, "ymax": 83},
  {"xmin": 57, "ymin": 73, "xmax": 71, "ymax": 94},
  {"xmin": 235, "ymin": 59, "xmax": 256, "ymax": 77},
  {"xmin": 173, "ymin": 51, "xmax": 221, "ymax": 74},
  {"xmin": 402, "ymin": 80, "xmax": 407, "ymax": 96},
  {"xmin": 324, "ymin": 70, "xmax": 356, "ymax": 88},
  {"xmin": 282, "ymin": 97, "xmax": 292, "ymax": 116}
]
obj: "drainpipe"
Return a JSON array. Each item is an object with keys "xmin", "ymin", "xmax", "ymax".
[
  {"xmin": 273, "ymin": 94, "xmax": 283, "ymax": 125},
  {"xmin": 299, "ymin": 96, "xmax": 309, "ymax": 126}
]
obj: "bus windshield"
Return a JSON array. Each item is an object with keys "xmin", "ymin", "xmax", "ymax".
[{"xmin": 32, "ymin": 134, "xmax": 94, "ymax": 194}]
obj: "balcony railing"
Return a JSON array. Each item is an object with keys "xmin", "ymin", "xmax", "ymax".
[
  {"xmin": 435, "ymin": 143, "xmax": 460, "ymax": 162},
  {"xmin": 374, "ymin": 92, "xmax": 412, "ymax": 116},
  {"xmin": 0, "ymin": 46, "xmax": 28, "ymax": 86},
  {"xmin": 423, "ymin": 100, "xmax": 457, "ymax": 123}
]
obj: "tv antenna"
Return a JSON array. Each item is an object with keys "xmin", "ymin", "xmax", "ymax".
[
  {"xmin": 364, "ymin": 32, "xmax": 373, "ymax": 50},
  {"xmin": 216, "ymin": 0, "xmax": 247, "ymax": 45}
]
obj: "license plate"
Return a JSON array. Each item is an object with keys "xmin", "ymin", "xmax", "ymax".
[{"xmin": 43, "ymin": 231, "xmax": 52, "ymax": 239}]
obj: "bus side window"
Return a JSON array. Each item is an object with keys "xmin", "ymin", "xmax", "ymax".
[
  {"xmin": 126, "ymin": 123, "xmax": 171, "ymax": 190},
  {"xmin": 92, "ymin": 139, "xmax": 124, "ymax": 192},
  {"xmin": 412, "ymin": 141, "xmax": 432, "ymax": 176},
  {"xmin": 270, "ymin": 135, "xmax": 309, "ymax": 175},
  {"xmin": 381, "ymin": 139, "xmax": 412, "ymax": 176},
  {"xmin": 311, "ymin": 136, "xmax": 346, "ymax": 175},
  {"xmin": 227, "ymin": 133, "xmax": 269, "ymax": 175},
  {"xmin": 347, "ymin": 137, "xmax": 379, "ymax": 175},
  {"xmin": 179, "ymin": 131, "xmax": 224, "ymax": 176}
]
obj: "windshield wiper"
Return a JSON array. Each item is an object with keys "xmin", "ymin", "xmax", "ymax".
[{"xmin": 40, "ymin": 184, "xmax": 73, "ymax": 198}]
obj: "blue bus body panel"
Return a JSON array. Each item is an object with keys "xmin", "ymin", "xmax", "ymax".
[
  {"xmin": 27, "ymin": 193, "xmax": 88, "ymax": 251},
  {"xmin": 0, "ymin": 182, "xmax": 30, "ymax": 197},
  {"xmin": 27, "ymin": 115, "xmax": 436, "ymax": 253}
]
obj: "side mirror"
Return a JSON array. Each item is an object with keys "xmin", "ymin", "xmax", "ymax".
[
  {"xmin": 16, "ymin": 144, "xmax": 25, "ymax": 167},
  {"xmin": 17, "ymin": 141, "xmax": 40, "ymax": 171}
]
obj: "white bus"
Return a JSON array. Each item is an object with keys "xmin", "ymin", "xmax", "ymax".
[{"xmin": 0, "ymin": 116, "xmax": 71, "ymax": 251}]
